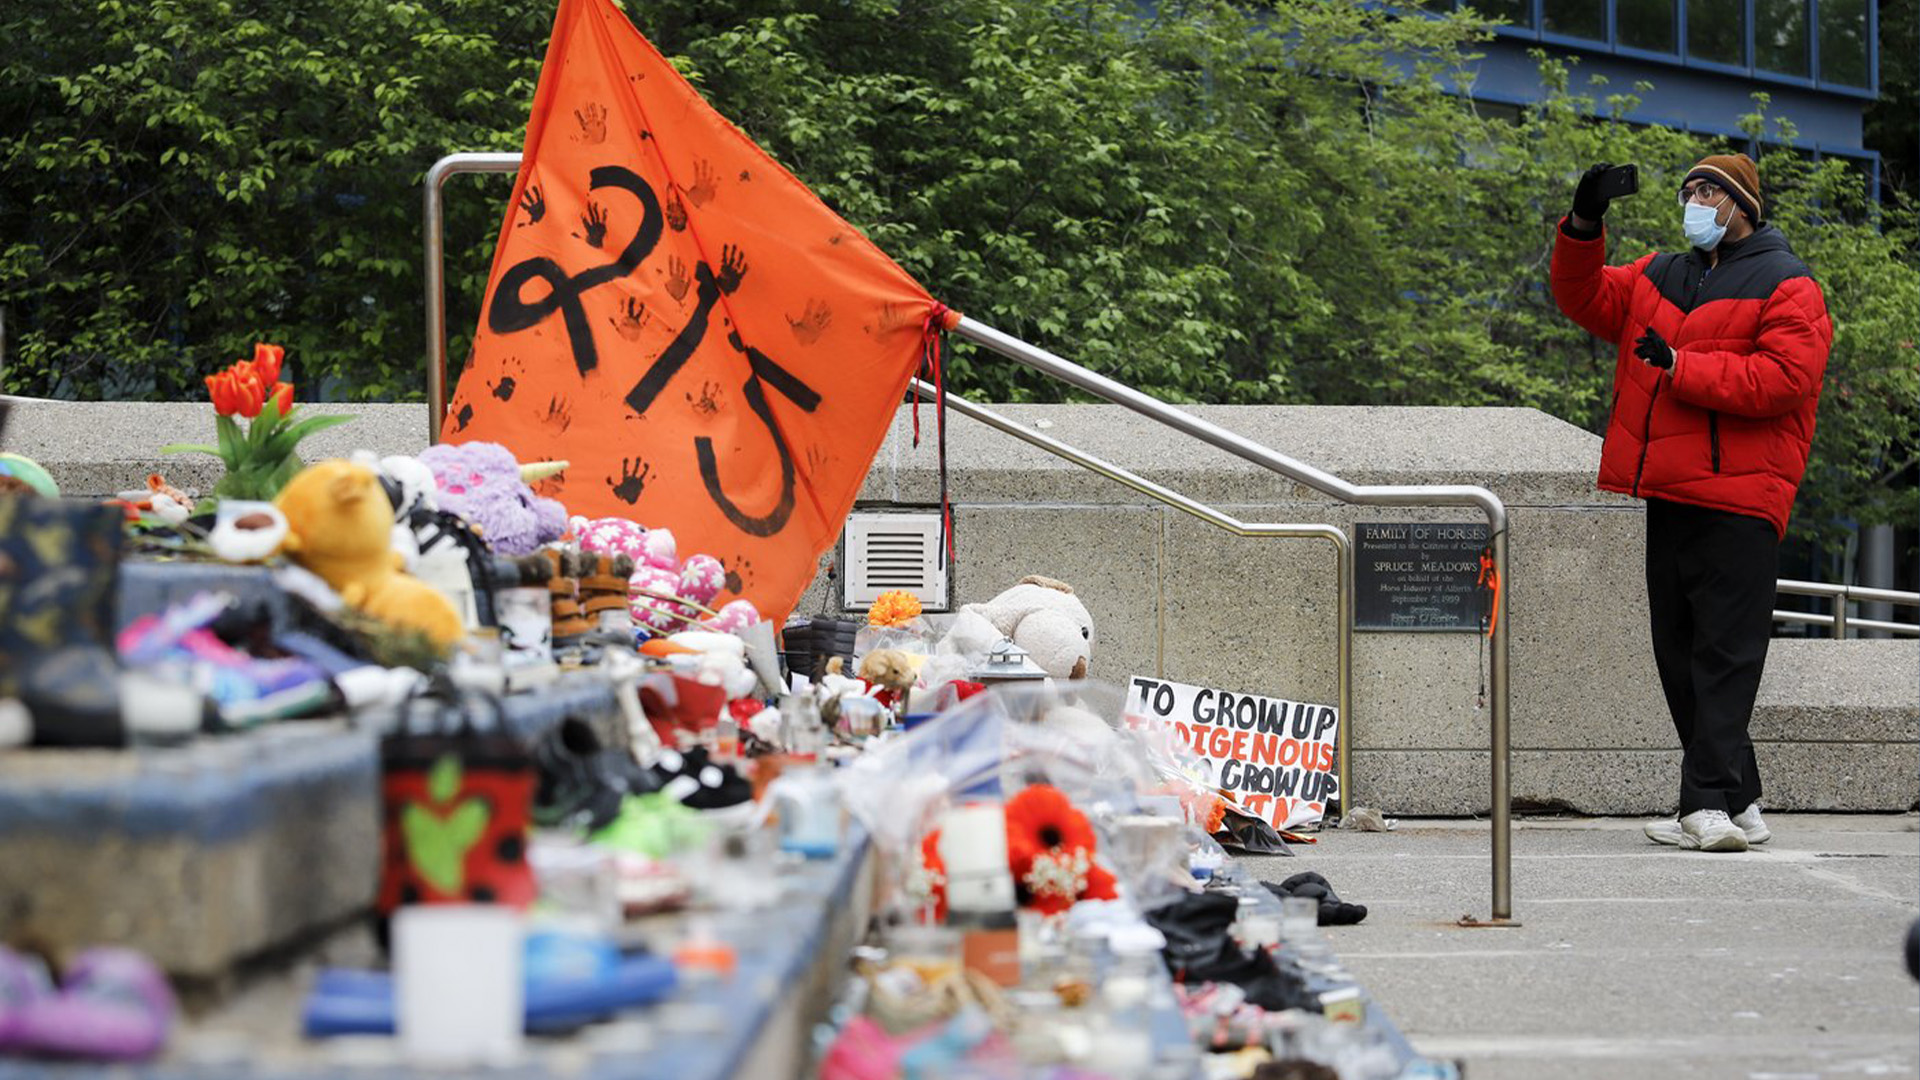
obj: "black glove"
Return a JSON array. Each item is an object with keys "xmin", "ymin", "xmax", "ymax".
[
  {"xmin": 1634, "ymin": 327, "xmax": 1673, "ymax": 370},
  {"xmin": 1571, "ymin": 162, "xmax": 1615, "ymax": 225}
]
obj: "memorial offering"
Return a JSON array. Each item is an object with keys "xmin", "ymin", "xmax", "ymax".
[
  {"xmin": 0, "ymin": 1, "xmax": 1456, "ymax": 1076},
  {"xmin": 1126, "ymin": 677, "xmax": 1341, "ymax": 831}
]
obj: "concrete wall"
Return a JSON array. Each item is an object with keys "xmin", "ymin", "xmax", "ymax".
[{"xmin": 8, "ymin": 396, "xmax": 1913, "ymax": 814}]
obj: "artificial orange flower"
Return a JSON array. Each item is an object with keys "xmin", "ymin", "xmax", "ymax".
[
  {"xmin": 231, "ymin": 364, "xmax": 265, "ymax": 418},
  {"xmin": 169, "ymin": 340, "xmax": 351, "ymax": 502},
  {"xmin": 867, "ymin": 589, "xmax": 923, "ymax": 628},
  {"xmin": 203, "ymin": 372, "xmax": 237, "ymax": 415}
]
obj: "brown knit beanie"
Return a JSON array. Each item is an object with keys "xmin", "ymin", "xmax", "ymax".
[{"xmin": 1684, "ymin": 153, "xmax": 1763, "ymax": 223}]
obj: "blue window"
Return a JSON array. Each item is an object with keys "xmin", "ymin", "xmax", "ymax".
[
  {"xmin": 1818, "ymin": 0, "xmax": 1871, "ymax": 86},
  {"xmin": 1543, "ymin": 0, "xmax": 1606, "ymax": 39},
  {"xmin": 1475, "ymin": 0, "xmax": 1534, "ymax": 27},
  {"xmin": 1687, "ymin": 0, "xmax": 1747, "ymax": 65},
  {"xmin": 1757, "ymin": 0, "xmax": 1812, "ymax": 76},
  {"xmin": 1617, "ymin": 0, "xmax": 1679, "ymax": 52}
]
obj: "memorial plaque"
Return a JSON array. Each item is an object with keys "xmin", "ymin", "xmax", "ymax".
[{"xmin": 1354, "ymin": 522, "xmax": 1490, "ymax": 632}]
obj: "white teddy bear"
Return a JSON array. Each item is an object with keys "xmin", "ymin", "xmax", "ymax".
[{"xmin": 939, "ymin": 574, "xmax": 1095, "ymax": 680}]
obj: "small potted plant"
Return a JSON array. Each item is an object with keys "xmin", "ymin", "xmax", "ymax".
[{"xmin": 163, "ymin": 343, "xmax": 351, "ymax": 502}]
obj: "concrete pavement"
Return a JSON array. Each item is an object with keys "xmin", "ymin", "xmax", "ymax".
[{"xmin": 1241, "ymin": 814, "xmax": 1920, "ymax": 1080}]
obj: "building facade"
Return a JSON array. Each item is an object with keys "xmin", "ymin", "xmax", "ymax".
[{"xmin": 1458, "ymin": 0, "xmax": 1881, "ymax": 196}]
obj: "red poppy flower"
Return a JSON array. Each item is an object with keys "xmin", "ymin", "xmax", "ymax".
[
  {"xmin": 1003, "ymin": 784, "xmax": 1096, "ymax": 869},
  {"xmin": 1003, "ymin": 784, "xmax": 1118, "ymax": 914},
  {"xmin": 913, "ymin": 829, "xmax": 948, "ymax": 923},
  {"xmin": 251, "ymin": 342, "xmax": 284, "ymax": 386},
  {"xmin": 1017, "ymin": 846, "xmax": 1094, "ymax": 915}
]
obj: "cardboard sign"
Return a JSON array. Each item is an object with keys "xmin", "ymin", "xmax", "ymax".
[
  {"xmin": 445, "ymin": 0, "xmax": 951, "ymax": 623},
  {"xmin": 1125, "ymin": 676, "xmax": 1339, "ymax": 831}
]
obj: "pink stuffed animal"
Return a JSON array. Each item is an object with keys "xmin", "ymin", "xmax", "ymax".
[
  {"xmin": 571, "ymin": 515, "xmax": 762, "ymax": 635},
  {"xmin": 572, "ymin": 515, "xmax": 649, "ymax": 563},
  {"xmin": 679, "ymin": 554, "xmax": 725, "ymax": 605},
  {"xmin": 706, "ymin": 598, "xmax": 761, "ymax": 634}
]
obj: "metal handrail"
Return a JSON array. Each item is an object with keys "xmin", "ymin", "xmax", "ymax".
[
  {"xmin": 948, "ymin": 319, "xmax": 1512, "ymax": 921},
  {"xmin": 424, "ymin": 152, "xmax": 522, "ymax": 445},
  {"xmin": 1774, "ymin": 579, "xmax": 1920, "ymax": 639},
  {"xmin": 910, "ymin": 378, "xmax": 1355, "ymax": 820},
  {"xmin": 423, "ymin": 151, "xmax": 1515, "ymax": 923}
]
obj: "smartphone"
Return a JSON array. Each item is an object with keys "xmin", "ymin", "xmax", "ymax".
[{"xmin": 1596, "ymin": 163, "xmax": 1640, "ymax": 200}]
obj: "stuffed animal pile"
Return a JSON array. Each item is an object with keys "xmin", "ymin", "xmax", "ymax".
[
  {"xmin": 274, "ymin": 460, "xmax": 464, "ymax": 649},
  {"xmin": 571, "ymin": 515, "xmax": 759, "ymax": 636}
]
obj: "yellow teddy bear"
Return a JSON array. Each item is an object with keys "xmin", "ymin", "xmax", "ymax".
[{"xmin": 275, "ymin": 459, "xmax": 465, "ymax": 650}]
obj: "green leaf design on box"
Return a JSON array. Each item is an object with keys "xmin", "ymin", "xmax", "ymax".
[{"xmin": 400, "ymin": 755, "xmax": 490, "ymax": 895}]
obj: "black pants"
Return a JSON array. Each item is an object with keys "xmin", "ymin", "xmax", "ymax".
[{"xmin": 1644, "ymin": 498, "xmax": 1778, "ymax": 816}]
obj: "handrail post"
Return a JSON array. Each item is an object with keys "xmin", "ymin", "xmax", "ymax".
[
  {"xmin": 1489, "ymin": 518, "xmax": 1511, "ymax": 919},
  {"xmin": 1832, "ymin": 591, "xmax": 1849, "ymax": 639},
  {"xmin": 1336, "ymin": 534, "xmax": 1354, "ymax": 823},
  {"xmin": 424, "ymin": 152, "xmax": 524, "ymax": 445}
]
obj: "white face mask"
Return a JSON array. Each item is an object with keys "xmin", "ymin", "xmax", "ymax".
[{"xmin": 1683, "ymin": 200, "xmax": 1729, "ymax": 250}]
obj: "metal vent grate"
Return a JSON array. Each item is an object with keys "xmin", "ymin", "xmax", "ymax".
[{"xmin": 843, "ymin": 512, "xmax": 949, "ymax": 610}]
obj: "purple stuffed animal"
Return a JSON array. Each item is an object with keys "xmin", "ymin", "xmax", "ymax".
[{"xmin": 418, "ymin": 442, "xmax": 567, "ymax": 555}]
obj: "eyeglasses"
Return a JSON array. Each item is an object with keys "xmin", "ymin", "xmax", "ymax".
[{"xmin": 1677, "ymin": 181, "xmax": 1724, "ymax": 206}]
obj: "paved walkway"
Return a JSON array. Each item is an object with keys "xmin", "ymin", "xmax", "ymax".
[{"xmin": 1240, "ymin": 815, "xmax": 1920, "ymax": 1080}]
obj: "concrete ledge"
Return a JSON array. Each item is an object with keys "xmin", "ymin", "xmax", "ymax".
[
  {"xmin": 0, "ymin": 724, "xmax": 378, "ymax": 981},
  {"xmin": 0, "ymin": 398, "xmax": 431, "ymax": 499},
  {"xmin": 1753, "ymin": 639, "xmax": 1920, "ymax": 743},
  {"xmin": 3, "ymin": 398, "xmax": 1610, "ymax": 507},
  {"xmin": 1356, "ymin": 741, "xmax": 1919, "ymax": 817}
]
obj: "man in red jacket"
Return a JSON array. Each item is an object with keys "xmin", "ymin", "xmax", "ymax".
[{"xmin": 1552, "ymin": 153, "xmax": 1831, "ymax": 853}]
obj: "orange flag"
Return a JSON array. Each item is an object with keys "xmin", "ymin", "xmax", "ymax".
[{"xmin": 446, "ymin": 0, "xmax": 953, "ymax": 623}]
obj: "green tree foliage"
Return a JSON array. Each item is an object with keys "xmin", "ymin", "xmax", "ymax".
[
  {"xmin": 1864, "ymin": 0, "xmax": 1917, "ymax": 201},
  {"xmin": 2, "ymin": 0, "xmax": 1912, "ymax": 540},
  {"xmin": 0, "ymin": 0, "xmax": 548, "ymax": 399}
]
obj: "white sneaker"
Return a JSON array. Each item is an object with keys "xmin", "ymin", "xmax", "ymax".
[
  {"xmin": 1643, "ymin": 817, "xmax": 1682, "ymax": 846},
  {"xmin": 1732, "ymin": 802, "xmax": 1770, "ymax": 845},
  {"xmin": 1679, "ymin": 809, "xmax": 1749, "ymax": 852}
]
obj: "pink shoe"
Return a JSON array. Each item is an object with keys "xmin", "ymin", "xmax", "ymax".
[
  {"xmin": 0, "ymin": 946, "xmax": 56, "ymax": 1052},
  {"xmin": 12, "ymin": 947, "xmax": 175, "ymax": 1062}
]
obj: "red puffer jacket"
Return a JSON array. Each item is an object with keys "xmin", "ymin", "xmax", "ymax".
[{"xmin": 1551, "ymin": 219, "xmax": 1831, "ymax": 538}]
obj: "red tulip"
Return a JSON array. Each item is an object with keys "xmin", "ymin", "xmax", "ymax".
[
  {"xmin": 269, "ymin": 381, "xmax": 293, "ymax": 416},
  {"xmin": 236, "ymin": 367, "xmax": 266, "ymax": 418},
  {"xmin": 251, "ymin": 342, "xmax": 284, "ymax": 387},
  {"xmin": 205, "ymin": 370, "xmax": 243, "ymax": 416}
]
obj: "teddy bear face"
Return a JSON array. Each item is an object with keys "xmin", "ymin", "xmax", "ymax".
[
  {"xmin": 275, "ymin": 460, "xmax": 394, "ymax": 562},
  {"xmin": 976, "ymin": 579, "xmax": 1094, "ymax": 681},
  {"xmin": 1015, "ymin": 609, "xmax": 1092, "ymax": 681}
]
